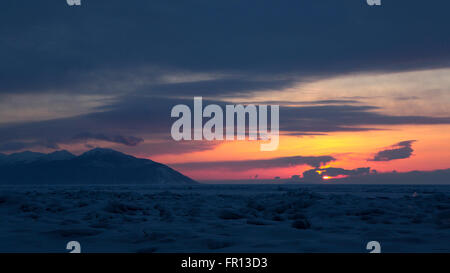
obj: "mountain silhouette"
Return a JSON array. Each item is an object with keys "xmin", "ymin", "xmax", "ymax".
[
  {"xmin": 2, "ymin": 151, "xmax": 46, "ymax": 164},
  {"xmin": 0, "ymin": 148, "xmax": 197, "ymax": 185}
]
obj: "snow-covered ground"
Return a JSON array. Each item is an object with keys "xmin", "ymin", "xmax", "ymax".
[{"xmin": 0, "ymin": 184, "xmax": 449, "ymax": 253}]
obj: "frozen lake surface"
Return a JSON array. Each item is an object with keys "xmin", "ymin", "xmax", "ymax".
[{"xmin": 0, "ymin": 184, "xmax": 449, "ymax": 253}]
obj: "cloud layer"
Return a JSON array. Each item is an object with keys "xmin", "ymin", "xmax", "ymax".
[
  {"xmin": 0, "ymin": 95, "xmax": 448, "ymax": 154},
  {"xmin": 1, "ymin": 0, "xmax": 450, "ymax": 97},
  {"xmin": 301, "ymin": 167, "xmax": 372, "ymax": 181},
  {"xmin": 370, "ymin": 140, "xmax": 416, "ymax": 161},
  {"xmin": 171, "ymin": 155, "xmax": 336, "ymax": 171}
]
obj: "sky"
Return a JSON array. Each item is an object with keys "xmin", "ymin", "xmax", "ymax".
[{"xmin": 0, "ymin": 0, "xmax": 449, "ymax": 181}]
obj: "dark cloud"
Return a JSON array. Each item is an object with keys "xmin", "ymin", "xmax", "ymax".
[
  {"xmin": 322, "ymin": 167, "xmax": 371, "ymax": 177},
  {"xmin": 0, "ymin": 96, "xmax": 180, "ymax": 149},
  {"xmin": 119, "ymin": 139, "xmax": 218, "ymax": 157},
  {"xmin": 72, "ymin": 133, "xmax": 143, "ymax": 146},
  {"xmin": 243, "ymin": 100, "xmax": 361, "ymax": 105},
  {"xmin": 1, "ymin": 0, "xmax": 449, "ymax": 97},
  {"xmin": 301, "ymin": 167, "xmax": 372, "ymax": 181},
  {"xmin": 0, "ymin": 95, "xmax": 449, "ymax": 153},
  {"xmin": 369, "ymin": 140, "xmax": 416, "ymax": 161},
  {"xmin": 281, "ymin": 106, "xmax": 450, "ymax": 133},
  {"xmin": 291, "ymin": 100, "xmax": 361, "ymax": 105},
  {"xmin": 171, "ymin": 155, "xmax": 336, "ymax": 171},
  {"xmin": 0, "ymin": 140, "xmax": 59, "ymax": 152},
  {"xmin": 0, "ymin": 133, "xmax": 144, "ymax": 152},
  {"xmin": 280, "ymin": 168, "xmax": 450, "ymax": 184},
  {"xmin": 323, "ymin": 169, "xmax": 450, "ymax": 185},
  {"xmin": 147, "ymin": 78, "xmax": 296, "ymax": 98},
  {"xmin": 395, "ymin": 96, "xmax": 420, "ymax": 101}
]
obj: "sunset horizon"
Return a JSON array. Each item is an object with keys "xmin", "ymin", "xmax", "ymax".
[
  {"xmin": 1, "ymin": 0, "xmax": 450, "ymax": 257},
  {"xmin": 1, "ymin": 1, "xmax": 449, "ymax": 183}
]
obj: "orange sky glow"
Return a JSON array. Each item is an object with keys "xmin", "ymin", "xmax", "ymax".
[{"xmin": 153, "ymin": 124, "xmax": 450, "ymax": 181}]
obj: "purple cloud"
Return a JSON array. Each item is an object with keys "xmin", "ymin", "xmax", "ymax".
[{"xmin": 369, "ymin": 140, "xmax": 416, "ymax": 162}]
